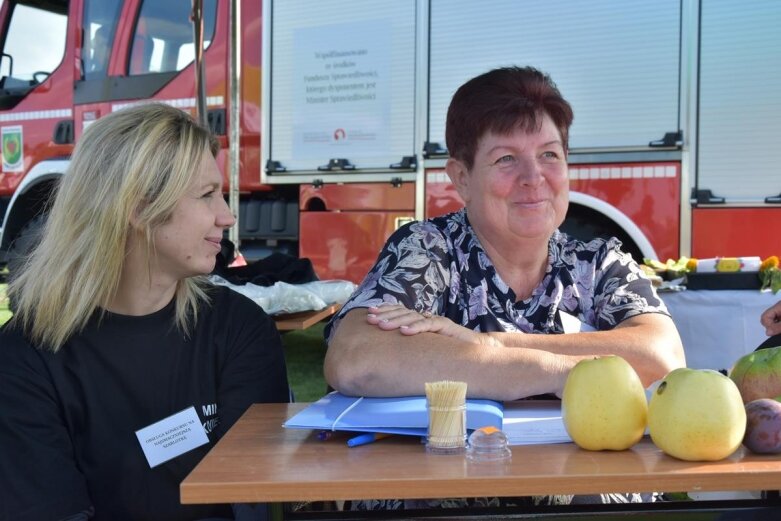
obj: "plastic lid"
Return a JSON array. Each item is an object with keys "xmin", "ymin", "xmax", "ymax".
[{"xmin": 466, "ymin": 426, "xmax": 512, "ymax": 462}]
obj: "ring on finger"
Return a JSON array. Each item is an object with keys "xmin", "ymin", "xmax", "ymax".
[{"xmin": 421, "ymin": 310, "xmax": 433, "ymax": 319}]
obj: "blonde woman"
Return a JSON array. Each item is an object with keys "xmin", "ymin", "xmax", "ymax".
[{"xmin": 0, "ymin": 104, "xmax": 289, "ymax": 520}]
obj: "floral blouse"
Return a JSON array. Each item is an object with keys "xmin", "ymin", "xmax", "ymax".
[{"xmin": 326, "ymin": 208, "xmax": 667, "ymax": 340}]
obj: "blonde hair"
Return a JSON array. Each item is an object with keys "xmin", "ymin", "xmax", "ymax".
[{"xmin": 9, "ymin": 103, "xmax": 220, "ymax": 351}]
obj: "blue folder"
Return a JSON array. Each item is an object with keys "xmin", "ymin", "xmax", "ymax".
[{"xmin": 283, "ymin": 391, "xmax": 503, "ymax": 436}]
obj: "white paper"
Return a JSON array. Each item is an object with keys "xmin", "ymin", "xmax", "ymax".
[
  {"xmin": 291, "ymin": 20, "xmax": 392, "ymax": 160},
  {"xmin": 135, "ymin": 406, "xmax": 209, "ymax": 468},
  {"xmin": 501, "ymin": 401, "xmax": 572, "ymax": 445}
]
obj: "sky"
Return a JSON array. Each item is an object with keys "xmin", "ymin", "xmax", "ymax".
[{"xmin": 0, "ymin": 1, "xmax": 68, "ymax": 80}]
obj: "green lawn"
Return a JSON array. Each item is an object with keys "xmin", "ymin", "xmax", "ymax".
[
  {"xmin": 0, "ymin": 282, "xmax": 10, "ymax": 326},
  {"xmin": 280, "ymin": 323, "xmax": 329, "ymax": 402},
  {"xmin": 0, "ymin": 282, "xmax": 327, "ymax": 402}
]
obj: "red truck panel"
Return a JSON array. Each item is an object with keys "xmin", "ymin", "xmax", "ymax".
[
  {"xmin": 300, "ymin": 182, "xmax": 414, "ymax": 211},
  {"xmin": 300, "ymin": 210, "xmax": 414, "ymax": 283},
  {"xmin": 569, "ymin": 163, "xmax": 680, "ymax": 261},
  {"xmin": 425, "ymin": 163, "xmax": 681, "ymax": 262},
  {"xmin": 692, "ymin": 208, "xmax": 781, "ymax": 259}
]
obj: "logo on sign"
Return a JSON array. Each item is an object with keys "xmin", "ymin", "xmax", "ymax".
[{"xmin": 2, "ymin": 125, "xmax": 23, "ymax": 172}]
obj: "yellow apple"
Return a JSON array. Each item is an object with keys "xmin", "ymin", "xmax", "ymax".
[
  {"xmin": 561, "ymin": 355, "xmax": 647, "ymax": 451},
  {"xmin": 648, "ymin": 368, "xmax": 746, "ymax": 461}
]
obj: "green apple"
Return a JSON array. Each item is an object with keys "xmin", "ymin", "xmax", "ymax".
[
  {"xmin": 562, "ymin": 355, "xmax": 647, "ymax": 451},
  {"xmin": 649, "ymin": 368, "xmax": 746, "ymax": 461},
  {"xmin": 730, "ymin": 346, "xmax": 781, "ymax": 404}
]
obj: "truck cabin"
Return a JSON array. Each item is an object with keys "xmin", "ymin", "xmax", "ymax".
[{"xmin": 0, "ymin": 0, "xmax": 67, "ymax": 109}]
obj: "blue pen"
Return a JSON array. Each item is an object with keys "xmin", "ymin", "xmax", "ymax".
[{"xmin": 346, "ymin": 432, "xmax": 391, "ymax": 447}]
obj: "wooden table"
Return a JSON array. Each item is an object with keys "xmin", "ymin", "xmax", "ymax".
[
  {"xmin": 181, "ymin": 403, "xmax": 781, "ymax": 517},
  {"xmin": 273, "ymin": 304, "xmax": 340, "ymax": 331}
]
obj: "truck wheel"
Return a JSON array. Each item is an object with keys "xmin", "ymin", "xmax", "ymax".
[
  {"xmin": 560, "ymin": 209, "xmax": 643, "ymax": 263},
  {"xmin": 6, "ymin": 213, "xmax": 47, "ymax": 282}
]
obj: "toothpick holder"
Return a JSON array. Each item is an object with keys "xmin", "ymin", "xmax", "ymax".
[{"xmin": 426, "ymin": 402, "xmax": 467, "ymax": 454}]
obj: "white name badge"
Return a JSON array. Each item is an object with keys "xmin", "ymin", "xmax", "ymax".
[
  {"xmin": 559, "ymin": 310, "xmax": 597, "ymax": 334},
  {"xmin": 135, "ymin": 406, "xmax": 210, "ymax": 468}
]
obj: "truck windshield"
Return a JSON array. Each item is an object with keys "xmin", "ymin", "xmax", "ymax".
[
  {"xmin": 83, "ymin": 0, "xmax": 122, "ymax": 79},
  {"xmin": 129, "ymin": 0, "xmax": 217, "ymax": 75},
  {"xmin": 0, "ymin": 0, "xmax": 67, "ymax": 83}
]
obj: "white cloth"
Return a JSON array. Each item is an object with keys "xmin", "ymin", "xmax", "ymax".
[
  {"xmin": 660, "ymin": 289, "xmax": 778, "ymax": 371},
  {"xmin": 209, "ymin": 276, "xmax": 356, "ymax": 315}
]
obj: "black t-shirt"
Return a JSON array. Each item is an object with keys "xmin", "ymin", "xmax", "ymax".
[{"xmin": 0, "ymin": 285, "xmax": 289, "ymax": 521}]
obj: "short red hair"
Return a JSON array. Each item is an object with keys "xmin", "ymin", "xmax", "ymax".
[{"xmin": 445, "ymin": 66, "xmax": 573, "ymax": 169}]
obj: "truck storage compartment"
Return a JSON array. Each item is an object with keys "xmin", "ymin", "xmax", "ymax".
[{"xmin": 300, "ymin": 210, "xmax": 415, "ymax": 283}]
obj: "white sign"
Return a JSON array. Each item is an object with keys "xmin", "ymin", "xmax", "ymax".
[
  {"xmin": 292, "ymin": 20, "xmax": 391, "ymax": 161},
  {"xmin": 135, "ymin": 406, "xmax": 209, "ymax": 468}
]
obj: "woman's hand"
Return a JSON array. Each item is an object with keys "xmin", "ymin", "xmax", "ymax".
[{"xmin": 366, "ymin": 305, "xmax": 501, "ymax": 347}]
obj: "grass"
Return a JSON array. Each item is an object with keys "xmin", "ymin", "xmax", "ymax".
[
  {"xmin": 0, "ymin": 282, "xmax": 10, "ymax": 326},
  {"xmin": 280, "ymin": 323, "xmax": 330, "ymax": 402},
  {"xmin": 0, "ymin": 281, "xmax": 328, "ymax": 402}
]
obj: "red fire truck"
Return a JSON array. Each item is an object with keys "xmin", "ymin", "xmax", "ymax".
[{"xmin": 1, "ymin": 0, "xmax": 779, "ymax": 284}]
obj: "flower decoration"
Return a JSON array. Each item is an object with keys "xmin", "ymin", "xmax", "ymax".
[
  {"xmin": 761, "ymin": 256, "xmax": 779, "ymax": 271},
  {"xmin": 760, "ymin": 256, "xmax": 781, "ymax": 294}
]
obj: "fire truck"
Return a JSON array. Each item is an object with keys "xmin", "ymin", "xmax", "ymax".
[{"xmin": 0, "ymin": 0, "xmax": 779, "ymax": 284}]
